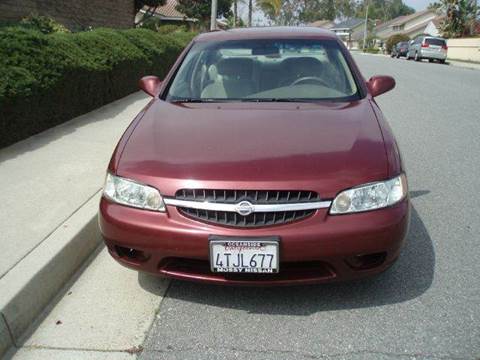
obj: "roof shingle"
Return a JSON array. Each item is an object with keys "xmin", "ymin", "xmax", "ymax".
[{"xmin": 144, "ymin": 0, "xmax": 187, "ymax": 20}]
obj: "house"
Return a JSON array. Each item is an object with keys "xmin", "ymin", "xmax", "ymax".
[
  {"xmin": 0, "ymin": 0, "xmax": 135, "ymax": 29},
  {"xmin": 136, "ymin": 0, "xmax": 197, "ymax": 27},
  {"xmin": 375, "ymin": 10, "xmax": 443, "ymax": 42},
  {"xmin": 330, "ymin": 18, "xmax": 366, "ymax": 49},
  {"xmin": 308, "ymin": 20, "xmax": 335, "ymax": 29}
]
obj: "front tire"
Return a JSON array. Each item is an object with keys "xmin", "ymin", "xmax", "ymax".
[{"xmin": 415, "ymin": 52, "xmax": 421, "ymax": 61}]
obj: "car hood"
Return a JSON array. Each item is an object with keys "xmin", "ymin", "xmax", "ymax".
[{"xmin": 117, "ymin": 100, "xmax": 387, "ymax": 199}]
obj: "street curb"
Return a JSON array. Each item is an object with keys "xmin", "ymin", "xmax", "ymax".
[{"xmin": 0, "ymin": 191, "xmax": 102, "ymax": 357}]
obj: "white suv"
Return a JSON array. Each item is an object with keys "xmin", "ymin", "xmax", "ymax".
[{"xmin": 406, "ymin": 36, "xmax": 448, "ymax": 63}]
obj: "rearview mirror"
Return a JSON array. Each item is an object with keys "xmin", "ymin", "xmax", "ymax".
[
  {"xmin": 367, "ymin": 75, "xmax": 395, "ymax": 97},
  {"xmin": 139, "ymin": 76, "xmax": 162, "ymax": 97}
]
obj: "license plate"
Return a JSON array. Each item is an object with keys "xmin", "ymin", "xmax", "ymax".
[{"xmin": 209, "ymin": 236, "xmax": 279, "ymax": 273}]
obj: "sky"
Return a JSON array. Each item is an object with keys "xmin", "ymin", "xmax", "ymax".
[{"xmin": 404, "ymin": 0, "xmax": 431, "ymax": 11}]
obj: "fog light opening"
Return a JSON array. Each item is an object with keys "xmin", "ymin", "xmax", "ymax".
[
  {"xmin": 346, "ymin": 252, "xmax": 387, "ymax": 270},
  {"xmin": 115, "ymin": 246, "xmax": 149, "ymax": 263}
]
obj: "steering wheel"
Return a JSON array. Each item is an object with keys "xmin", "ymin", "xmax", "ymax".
[{"xmin": 290, "ymin": 76, "xmax": 329, "ymax": 87}]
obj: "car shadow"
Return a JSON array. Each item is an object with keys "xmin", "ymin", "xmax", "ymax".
[{"xmin": 138, "ymin": 205, "xmax": 434, "ymax": 315}]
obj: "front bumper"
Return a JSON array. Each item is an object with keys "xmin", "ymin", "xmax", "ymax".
[{"xmin": 99, "ymin": 197, "xmax": 410, "ymax": 285}]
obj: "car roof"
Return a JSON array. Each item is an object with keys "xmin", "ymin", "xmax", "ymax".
[{"xmin": 194, "ymin": 26, "xmax": 339, "ymax": 42}]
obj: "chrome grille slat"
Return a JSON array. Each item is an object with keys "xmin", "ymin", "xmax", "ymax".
[
  {"xmin": 174, "ymin": 189, "xmax": 321, "ymax": 204},
  {"xmin": 171, "ymin": 189, "xmax": 327, "ymax": 228}
]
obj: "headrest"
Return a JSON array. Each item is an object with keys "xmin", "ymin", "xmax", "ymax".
[
  {"xmin": 207, "ymin": 64, "xmax": 219, "ymax": 80},
  {"xmin": 282, "ymin": 57, "xmax": 324, "ymax": 75},
  {"xmin": 217, "ymin": 58, "xmax": 254, "ymax": 79}
]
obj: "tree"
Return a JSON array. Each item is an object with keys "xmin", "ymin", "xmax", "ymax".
[
  {"xmin": 385, "ymin": 33, "xmax": 410, "ymax": 53},
  {"xmin": 435, "ymin": 0, "xmax": 478, "ymax": 37},
  {"xmin": 354, "ymin": 0, "xmax": 414, "ymax": 21},
  {"xmin": 428, "ymin": 1, "xmax": 442, "ymax": 10},
  {"xmin": 261, "ymin": 0, "xmax": 415, "ymax": 25},
  {"xmin": 299, "ymin": 0, "xmax": 340, "ymax": 22},
  {"xmin": 297, "ymin": 0, "xmax": 413, "ymax": 24},
  {"xmin": 257, "ymin": 0, "xmax": 303, "ymax": 25},
  {"xmin": 257, "ymin": 0, "xmax": 283, "ymax": 21},
  {"xmin": 233, "ymin": 0, "xmax": 239, "ymax": 25},
  {"xmin": 248, "ymin": 0, "xmax": 253, "ymax": 26},
  {"xmin": 176, "ymin": 0, "xmax": 233, "ymax": 27}
]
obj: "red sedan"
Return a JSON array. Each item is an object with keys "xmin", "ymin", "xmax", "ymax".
[{"xmin": 99, "ymin": 27, "xmax": 410, "ymax": 285}]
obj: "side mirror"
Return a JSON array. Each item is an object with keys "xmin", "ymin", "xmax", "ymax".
[
  {"xmin": 139, "ymin": 76, "xmax": 162, "ymax": 97},
  {"xmin": 367, "ymin": 75, "xmax": 395, "ymax": 97}
]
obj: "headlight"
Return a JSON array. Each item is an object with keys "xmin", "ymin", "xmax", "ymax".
[
  {"xmin": 103, "ymin": 173, "xmax": 165, "ymax": 212},
  {"xmin": 330, "ymin": 174, "xmax": 407, "ymax": 214}
]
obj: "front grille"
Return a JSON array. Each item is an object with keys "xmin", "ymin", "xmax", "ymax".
[{"xmin": 175, "ymin": 189, "xmax": 320, "ymax": 228}]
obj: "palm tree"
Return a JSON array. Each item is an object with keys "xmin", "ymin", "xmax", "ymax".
[
  {"xmin": 234, "ymin": 0, "xmax": 238, "ymax": 26},
  {"xmin": 248, "ymin": 0, "xmax": 253, "ymax": 26},
  {"xmin": 257, "ymin": 0, "xmax": 282, "ymax": 23}
]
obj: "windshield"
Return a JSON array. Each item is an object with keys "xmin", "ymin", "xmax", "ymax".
[{"xmin": 165, "ymin": 39, "xmax": 359, "ymax": 102}]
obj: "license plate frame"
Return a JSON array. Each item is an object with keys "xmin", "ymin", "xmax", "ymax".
[{"xmin": 209, "ymin": 235, "xmax": 280, "ymax": 274}]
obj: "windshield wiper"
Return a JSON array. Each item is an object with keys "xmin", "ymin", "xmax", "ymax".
[
  {"xmin": 170, "ymin": 98, "xmax": 214, "ymax": 103},
  {"xmin": 171, "ymin": 98, "xmax": 313, "ymax": 103},
  {"xmin": 241, "ymin": 98, "xmax": 306, "ymax": 103}
]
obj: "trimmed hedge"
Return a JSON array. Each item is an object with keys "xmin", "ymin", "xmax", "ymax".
[
  {"xmin": 0, "ymin": 27, "xmax": 195, "ymax": 148},
  {"xmin": 363, "ymin": 47, "xmax": 380, "ymax": 54}
]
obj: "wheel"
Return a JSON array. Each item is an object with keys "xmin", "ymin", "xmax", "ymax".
[
  {"xmin": 414, "ymin": 52, "xmax": 421, "ymax": 61},
  {"xmin": 439, "ymin": 59, "xmax": 446, "ymax": 64},
  {"xmin": 405, "ymin": 52, "xmax": 410, "ymax": 60},
  {"xmin": 396, "ymin": 54, "xmax": 400, "ymax": 58},
  {"xmin": 429, "ymin": 59, "xmax": 433, "ymax": 63}
]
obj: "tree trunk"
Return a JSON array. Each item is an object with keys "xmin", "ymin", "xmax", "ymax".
[
  {"xmin": 234, "ymin": 0, "xmax": 238, "ymax": 26},
  {"xmin": 248, "ymin": 0, "xmax": 253, "ymax": 27}
]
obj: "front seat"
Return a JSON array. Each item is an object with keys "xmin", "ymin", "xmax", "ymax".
[
  {"xmin": 201, "ymin": 58, "xmax": 255, "ymax": 99},
  {"xmin": 280, "ymin": 57, "xmax": 325, "ymax": 86}
]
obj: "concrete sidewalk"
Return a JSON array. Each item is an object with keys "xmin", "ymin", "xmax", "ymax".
[
  {"xmin": 0, "ymin": 91, "xmax": 150, "ymax": 356},
  {"xmin": 447, "ymin": 59, "xmax": 480, "ymax": 71},
  {"xmin": 9, "ymin": 248, "xmax": 168, "ymax": 360}
]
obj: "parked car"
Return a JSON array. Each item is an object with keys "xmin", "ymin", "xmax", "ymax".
[
  {"xmin": 406, "ymin": 35, "xmax": 448, "ymax": 63},
  {"xmin": 391, "ymin": 41, "xmax": 409, "ymax": 58},
  {"xmin": 99, "ymin": 27, "xmax": 410, "ymax": 286}
]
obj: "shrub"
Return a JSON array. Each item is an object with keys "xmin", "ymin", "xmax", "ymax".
[
  {"xmin": 385, "ymin": 34, "xmax": 410, "ymax": 54},
  {"xmin": 363, "ymin": 47, "xmax": 380, "ymax": 54},
  {"xmin": 0, "ymin": 26, "xmax": 196, "ymax": 148},
  {"xmin": 20, "ymin": 14, "xmax": 70, "ymax": 34},
  {"xmin": 158, "ymin": 24, "xmax": 189, "ymax": 34},
  {"xmin": 138, "ymin": 18, "xmax": 188, "ymax": 34}
]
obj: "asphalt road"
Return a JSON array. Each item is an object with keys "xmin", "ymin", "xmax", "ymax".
[
  {"xmin": 12, "ymin": 55, "xmax": 480, "ymax": 360},
  {"xmin": 138, "ymin": 55, "xmax": 480, "ymax": 360}
]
